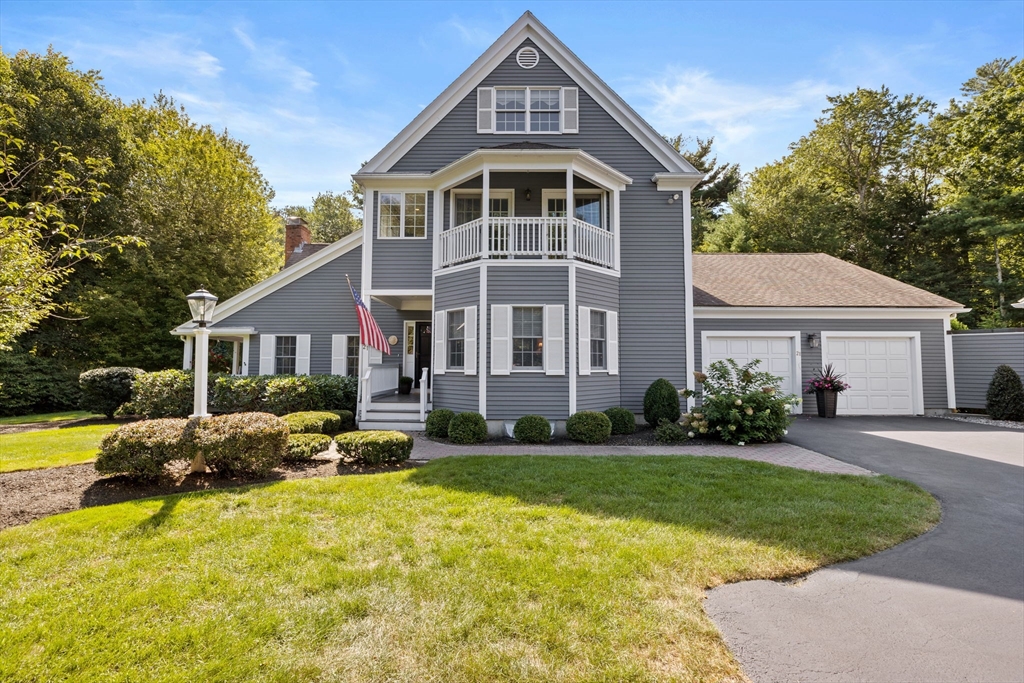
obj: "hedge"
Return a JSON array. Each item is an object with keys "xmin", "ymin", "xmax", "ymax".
[
  {"xmin": 286, "ymin": 433, "xmax": 332, "ymax": 461},
  {"xmin": 193, "ymin": 412, "xmax": 289, "ymax": 476},
  {"xmin": 79, "ymin": 367, "xmax": 144, "ymax": 418},
  {"xmin": 284, "ymin": 411, "xmax": 342, "ymax": 435},
  {"xmin": 335, "ymin": 430, "xmax": 413, "ymax": 465},
  {"xmin": 603, "ymin": 407, "xmax": 636, "ymax": 435},
  {"xmin": 0, "ymin": 349, "xmax": 82, "ymax": 417},
  {"xmin": 425, "ymin": 408, "xmax": 455, "ymax": 439},
  {"xmin": 448, "ymin": 412, "xmax": 488, "ymax": 444},
  {"xmin": 643, "ymin": 378, "xmax": 680, "ymax": 426},
  {"xmin": 95, "ymin": 418, "xmax": 196, "ymax": 480},
  {"xmin": 513, "ymin": 414, "xmax": 551, "ymax": 443},
  {"xmin": 126, "ymin": 370, "xmax": 193, "ymax": 418},
  {"xmin": 987, "ymin": 365, "xmax": 1024, "ymax": 421},
  {"xmin": 566, "ymin": 411, "xmax": 612, "ymax": 444}
]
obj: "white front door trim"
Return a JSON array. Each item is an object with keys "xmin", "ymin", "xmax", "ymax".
[
  {"xmin": 820, "ymin": 331, "xmax": 924, "ymax": 415},
  {"xmin": 403, "ymin": 321, "xmax": 416, "ymax": 379},
  {"xmin": 699, "ymin": 331, "xmax": 802, "ymax": 414}
]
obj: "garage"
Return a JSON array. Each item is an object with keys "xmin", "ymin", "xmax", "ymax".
[
  {"xmin": 823, "ymin": 334, "xmax": 921, "ymax": 415},
  {"xmin": 702, "ymin": 333, "xmax": 801, "ymax": 413}
]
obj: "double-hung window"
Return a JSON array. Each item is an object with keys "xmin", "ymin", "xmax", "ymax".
[
  {"xmin": 590, "ymin": 310, "xmax": 606, "ymax": 370},
  {"xmin": 346, "ymin": 336, "xmax": 360, "ymax": 378},
  {"xmin": 512, "ymin": 306, "xmax": 544, "ymax": 369},
  {"xmin": 495, "ymin": 89, "xmax": 526, "ymax": 132},
  {"xmin": 494, "ymin": 88, "xmax": 561, "ymax": 133},
  {"xmin": 379, "ymin": 191, "xmax": 427, "ymax": 238},
  {"xmin": 530, "ymin": 89, "xmax": 560, "ymax": 131},
  {"xmin": 447, "ymin": 309, "xmax": 466, "ymax": 370},
  {"xmin": 275, "ymin": 335, "xmax": 297, "ymax": 375}
]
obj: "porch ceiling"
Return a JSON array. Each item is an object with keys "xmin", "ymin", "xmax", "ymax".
[{"xmin": 371, "ymin": 293, "xmax": 433, "ymax": 311}]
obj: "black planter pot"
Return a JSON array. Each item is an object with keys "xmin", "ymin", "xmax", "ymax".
[
  {"xmin": 815, "ymin": 389, "xmax": 838, "ymax": 418},
  {"xmin": 398, "ymin": 378, "xmax": 413, "ymax": 395}
]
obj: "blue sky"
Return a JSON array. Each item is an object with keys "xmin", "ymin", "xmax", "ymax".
[{"xmin": 3, "ymin": 1, "xmax": 1022, "ymax": 206}]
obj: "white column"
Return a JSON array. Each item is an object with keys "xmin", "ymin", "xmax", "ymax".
[
  {"xmin": 481, "ymin": 166, "xmax": 490, "ymax": 259},
  {"xmin": 182, "ymin": 336, "xmax": 193, "ymax": 370},
  {"xmin": 566, "ymin": 165, "xmax": 574, "ymax": 258},
  {"xmin": 192, "ymin": 327, "xmax": 210, "ymax": 417},
  {"xmin": 682, "ymin": 186, "xmax": 695, "ymax": 411},
  {"xmin": 231, "ymin": 341, "xmax": 240, "ymax": 375}
]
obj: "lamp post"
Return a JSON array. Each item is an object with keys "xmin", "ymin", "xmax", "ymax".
[{"xmin": 186, "ymin": 288, "xmax": 218, "ymax": 418}]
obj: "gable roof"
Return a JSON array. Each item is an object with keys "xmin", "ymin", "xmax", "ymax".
[
  {"xmin": 284, "ymin": 242, "xmax": 330, "ymax": 268},
  {"xmin": 359, "ymin": 11, "xmax": 700, "ymax": 178},
  {"xmin": 693, "ymin": 253, "xmax": 963, "ymax": 308}
]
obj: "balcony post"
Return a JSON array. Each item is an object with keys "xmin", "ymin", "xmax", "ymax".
[
  {"xmin": 566, "ymin": 164, "xmax": 574, "ymax": 259},
  {"xmin": 481, "ymin": 165, "xmax": 490, "ymax": 260}
]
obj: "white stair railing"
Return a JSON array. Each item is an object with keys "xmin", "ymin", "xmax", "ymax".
[
  {"xmin": 360, "ymin": 367, "xmax": 372, "ymax": 421},
  {"xmin": 419, "ymin": 367, "xmax": 429, "ymax": 422}
]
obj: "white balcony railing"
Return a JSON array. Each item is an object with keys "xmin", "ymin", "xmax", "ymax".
[{"xmin": 438, "ymin": 217, "xmax": 614, "ymax": 270}]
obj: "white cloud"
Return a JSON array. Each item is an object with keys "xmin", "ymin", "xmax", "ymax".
[
  {"xmin": 233, "ymin": 26, "xmax": 317, "ymax": 93},
  {"xmin": 444, "ymin": 16, "xmax": 499, "ymax": 48},
  {"xmin": 90, "ymin": 36, "xmax": 222, "ymax": 78}
]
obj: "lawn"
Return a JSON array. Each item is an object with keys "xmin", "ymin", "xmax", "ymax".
[
  {"xmin": 0, "ymin": 410, "xmax": 101, "ymax": 426},
  {"xmin": 0, "ymin": 455, "xmax": 939, "ymax": 682},
  {"xmin": 0, "ymin": 423, "xmax": 118, "ymax": 472}
]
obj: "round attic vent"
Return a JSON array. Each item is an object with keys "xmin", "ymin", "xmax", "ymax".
[{"xmin": 516, "ymin": 46, "xmax": 540, "ymax": 69}]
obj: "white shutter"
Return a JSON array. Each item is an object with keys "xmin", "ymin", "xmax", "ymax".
[
  {"xmin": 477, "ymin": 87, "xmax": 494, "ymax": 134},
  {"xmin": 369, "ymin": 345, "xmax": 382, "ymax": 366},
  {"xmin": 491, "ymin": 304, "xmax": 511, "ymax": 375},
  {"xmin": 562, "ymin": 87, "xmax": 579, "ymax": 134},
  {"xmin": 295, "ymin": 335, "xmax": 311, "ymax": 375},
  {"xmin": 433, "ymin": 310, "xmax": 446, "ymax": 375},
  {"xmin": 544, "ymin": 304, "xmax": 565, "ymax": 376},
  {"xmin": 331, "ymin": 335, "xmax": 347, "ymax": 375},
  {"xmin": 607, "ymin": 311, "xmax": 619, "ymax": 375},
  {"xmin": 578, "ymin": 306, "xmax": 591, "ymax": 376},
  {"xmin": 464, "ymin": 306, "xmax": 478, "ymax": 376},
  {"xmin": 259, "ymin": 335, "xmax": 275, "ymax": 375}
]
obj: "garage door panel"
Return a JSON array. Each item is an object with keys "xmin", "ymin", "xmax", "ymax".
[
  {"xmin": 826, "ymin": 335, "xmax": 916, "ymax": 415},
  {"xmin": 848, "ymin": 358, "xmax": 868, "ymax": 373},
  {"xmin": 770, "ymin": 339, "xmax": 789, "ymax": 354},
  {"xmin": 849, "ymin": 340, "xmax": 868, "ymax": 355},
  {"xmin": 705, "ymin": 335, "xmax": 798, "ymax": 410},
  {"xmin": 708, "ymin": 339, "xmax": 730, "ymax": 355},
  {"xmin": 749, "ymin": 339, "xmax": 769, "ymax": 354},
  {"xmin": 869, "ymin": 358, "xmax": 889, "ymax": 374}
]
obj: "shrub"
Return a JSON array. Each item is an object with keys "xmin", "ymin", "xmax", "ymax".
[
  {"xmin": 655, "ymin": 418, "xmax": 689, "ymax": 444},
  {"xmin": 0, "ymin": 348, "xmax": 81, "ymax": 416},
  {"xmin": 95, "ymin": 418, "xmax": 195, "ymax": 480},
  {"xmin": 194, "ymin": 412, "xmax": 288, "ymax": 476},
  {"xmin": 284, "ymin": 411, "xmax": 342, "ymax": 435},
  {"xmin": 286, "ymin": 433, "xmax": 332, "ymax": 461},
  {"xmin": 130, "ymin": 370, "xmax": 193, "ymax": 418},
  {"xmin": 513, "ymin": 414, "xmax": 551, "ymax": 443},
  {"xmin": 448, "ymin": 412, "xmax": 488, "ymax": 444},
  {"xmin": 332, "ymin": 409, "xmax": 355, "ymax": 431},
  {"xmin": 211, "ymin": 375, "xmax": 265, "ymax": 413},
  {"xmin": 643, "ymin": 378, "xmax": 681, "ymax": 426},
  {"xmin": 566, "ymin": 411, "xmax": 612, "ymax": 444},
  {"xmin": 425, "ymin": 408, "xmax": 455, "ymax": 439},
  {"xmin": 261, "ymin": 374, "xmax": 358, "ymax": 415},
  {"xmin": 79, "ymin": 367, "xmax": 144, "ymax": 418},
  {"xmin": 603, "ymin": 407, "xmax": 636, "ymax": 435},
  {"xmin": 689, "ymin": 358, "xmax": 795, "ymax": 445},
  {"xmin": 335, "ymin": 430, "xmax": 413, "ymax": 465},
  {"xmin": 986, "ymin": 365, "xmax": 1024, "ymax": 421}
]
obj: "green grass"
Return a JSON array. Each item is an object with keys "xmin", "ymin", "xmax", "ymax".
[
  {"xmin": 0, "ymin": 423, "xmax": 117, "ymax": 472},
  {"xmin": 0, "ymin": 410, "xmax": 101, "ymax": 426},
  {"xmin": 0, "ymin": 455, "xmax": 939, "ymax": 682}
]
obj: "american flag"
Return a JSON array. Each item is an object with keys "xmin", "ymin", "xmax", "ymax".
[{"xmin": 347, "ymin": 277, "xmax": 390, "ymax": 355}]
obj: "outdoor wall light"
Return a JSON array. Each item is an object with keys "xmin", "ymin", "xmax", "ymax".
[
  {"xmin": 525, "ymin": 188, "xmax": 532, "ymax": 201},
  {"xmin": 807, "ymin": 332, "xmax": 820, "ymax": 348},
  {"xmin": 186, "ymin": 288, "xmax": 218, "ymax": 327},
  {"xmin": 667, "ymin": 193, "xmax": 680, "ymax": 204}
]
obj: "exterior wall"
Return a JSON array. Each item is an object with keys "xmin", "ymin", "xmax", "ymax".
[
  {"xmin": 370, "ymin": 190, "xmax": 434, "ymax": 290},
  {"xmin": 575, "ymin": 268, "xmax": 620, "ymax": 411},
  {"xmin": 487, "ymin": 265, "xmax": 570, "ymax": 419},
  {"xmin": 433, "ymin": 268, "xmax": 481, "ymax": 412},
  {"xmin": 952, "ymin": 330, "xmax": 1024, "ymax": 410},
  {"xmin": 694, "ymin": 317, "xmax": 950, "ymax": 410},
  {"xmin": 391, "ymin": 38, "xmax": 687, "ymax": 412}
]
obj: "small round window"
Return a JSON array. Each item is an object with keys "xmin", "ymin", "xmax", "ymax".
[{"xmin": 516, "ymin": 46, "xmax": 540, "ymax": 69}]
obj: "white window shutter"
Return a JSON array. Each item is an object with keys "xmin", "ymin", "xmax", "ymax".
[
  {"xmin": 544, "ymin": 304, "xmax": 565, "ymax": 376},
  {"xmin": 464, "ymin": 306, "xmax": 478, "ymax": 376},
  {"xmin": 578, "ymin": 306, "xmax": 591, "ymax": 376},
  {"xmin": 491, "ymin": 304, "xmax": 511, "ymax": 375},
  {"xmin": 433, "ymin": 310, "xmax": 446, "ymax": 375},
  {"xmin": 607, "ymin": 311, "xmax": 619, "ymax": 375},
  {"xmin": 477, "ymin": 87, "xmax": 494, "ymax": 134},
  {"xmin": 296, "ymin": 335, "xmax": 311, "ymax": 375},
  {"xmin": 562, "ymin": 87, "xmax": 578, "ymax": 134},
  {"xmin": 369, "ymin": 344, "xmax": 382, "ymax": 366},
  {"xmin": 331, "ymin": 335, "xmax": 347, "ymax": 375},
  {"xmin": 259, "ymin": 335, "xmax": 275, "ymax": 375}
]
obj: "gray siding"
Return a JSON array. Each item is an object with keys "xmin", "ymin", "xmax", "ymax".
[
  {"xmin": 391, "ymin": 38, "xmax": 687, "ymax": 412},
  {"xmin": 576, "ymin": 268, "xmax": 621, "ymax": 411},
  {"xmin": 217, "ymin": 245, "xmax": 406, "ymax": 375},
  {"xmin": 370, "ymin": 190, "xmax": 434, "ymax": 290},
  {"xmin": 433, "ymin": 268, "xmax": 481, "ymax": 412},
  {"xmin": 487, "ymin": 266, "xmax": 570, "ymax": 419},
  {"xmin": 952, "ymin": 331, "xmax": 1024, "ymax": 409},
  {"xmin": 694, "ymin": 318, "xmax": 950, "ymax": 410}
]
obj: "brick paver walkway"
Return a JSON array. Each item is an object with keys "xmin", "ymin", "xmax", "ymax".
[{"xmin": 404, "ymin": 433, "xmax": 873, "ymax": 476}]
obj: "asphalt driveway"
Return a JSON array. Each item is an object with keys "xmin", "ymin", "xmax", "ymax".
[{"xmin": 706, "ymin": 415, "xmax": 1024, "ymax": 683}]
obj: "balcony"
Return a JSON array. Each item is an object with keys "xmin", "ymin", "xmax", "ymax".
[{"xmin": 438, "ymin": 216, "xmax": 615, "ymax": 270}]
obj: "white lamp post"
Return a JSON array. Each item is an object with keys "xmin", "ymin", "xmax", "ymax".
[{"xmin": 186, "ymin": 288, "xmax": 218, "ymax": 418}]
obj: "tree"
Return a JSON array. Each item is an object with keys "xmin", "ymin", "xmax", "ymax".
[
  {"xmin": 665, "ymin": 135, "xmax": 741, "ymax": 249},
  {"xmin": 307, "ymin": 190, "xmax": 359, "ymax": 242}
]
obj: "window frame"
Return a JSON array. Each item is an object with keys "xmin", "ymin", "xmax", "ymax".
[
  {"xmin": 447, "ymin": 308, "xmax": 466, "ymax": 370},
  {"xmin": 511, "ymin": 305, "xmax": 545, "ymax": 372},
  {"xmin": 346, "ymin": 335, "xmax": 361, "ymax": 378},
  {"xmin": 275, "ymin": 335, "xmax": 297, "ymax": 375},
  {"xmin": 541, "ymin": 189, "xmax": 607, "ymax": 228},
  {"xmin": 590, "ymin": 309, "xmax": 607, "ymax": 371},
  {"xmin": 493, "ymin": 87, "xmax": 564, "ymax": 135},
  {"xmin": 449, "ymin": 189, "xmax": 515, "ymax": 227},
  {"xmin": 377, "ymin": 190, "xmax": 429, "ymax": 239}
]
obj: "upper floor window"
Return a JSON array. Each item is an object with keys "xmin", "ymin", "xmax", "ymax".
[
  {"xmin": 275, "ymin": 335, "xmax": 297, "ymax": 375},
  {"xmin": 379, "ymin": 192, "xmax": 427, "ymax": 238},
  {"xmin": 478, "ymin": 86, "xmax": 578, "ymax": 135}
]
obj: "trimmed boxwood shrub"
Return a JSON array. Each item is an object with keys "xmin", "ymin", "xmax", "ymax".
[
  {"xmin": 79, "ymin": 367, "xmax": 144, "ymax": 418},
  {"xmin": 211, "ymin": 375, "xmax": 264, "ymax": 413},
  {"xmin": 95, "ymin": 418, "xmax": 195, "ymax": 480},
  {"xmin": 331, "ymin": 409, "xmax": 355, "ymax": 431},
  {"xmin": 425, "ymin": 408, "xmax": 455, "ymax": 439},
  {"xmin": 448, "ymin": 411, "xmax": 488, "ymax": 444},
  {"xmin": 655, "ymin": 418, "xmax": 689, "ymax": 444},
  {"xmin": 566, "ymin": 411, "xmax": 612, "ymax": 444},
  {"xmin": 603, "ymin": 407, "xmax": 636, "ymax": 435},
  {"xmin": 513, "ymin": 414, "xmax": 551, "ymax": 443},
  {"xmin": 194, "ymin": 412, "xmax": 288, "ymax": 476},
  {"xmin": 284, "ymin": 411, "xmax": 342, "ymax": 435},
  {"xmin": 128, "ymin": 370, "xmax": 193, "ymax": 418},
  {"xmin": 644, "ymin": 378, "xmax": 681, "ymax": 426},
  {"xmin": 335, "ymin": 430, "xmax": 413, "ymax": 465},
  {"xmin": 286, "ymin": 433, "xmax": 332, "ymax": 460},
  {"xmin": 987, "ymin": 365, "xmax": 1024, "ymax": 421}
]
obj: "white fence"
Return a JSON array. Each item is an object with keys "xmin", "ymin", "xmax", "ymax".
[{"xmin": 438, "ymin": 217, "xmax": 613, "ymax": 269}]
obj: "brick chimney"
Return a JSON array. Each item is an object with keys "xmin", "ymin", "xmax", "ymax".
[{"xmin": 284, "ymin": 216, "xmax": 310, "ymax": 267}]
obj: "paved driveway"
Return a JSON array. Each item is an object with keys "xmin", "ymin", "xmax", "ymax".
[{"xmin": 706, "ymin": 416, "xmax": 1024, "ymax": 683}]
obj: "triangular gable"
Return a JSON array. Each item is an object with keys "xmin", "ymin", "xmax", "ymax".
[{"xmin": 360, "ymin": 11, "xmax": 699, "ymax": 176}]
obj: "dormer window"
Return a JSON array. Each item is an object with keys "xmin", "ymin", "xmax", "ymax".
[{"xmin": 478, "ymin": 86, "xmax": 578, "ymax": 135}]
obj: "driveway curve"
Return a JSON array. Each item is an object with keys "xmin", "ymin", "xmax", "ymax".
[{"xmin": 706, "ymin": 415, "xmax": 1024, "ymax": 683}]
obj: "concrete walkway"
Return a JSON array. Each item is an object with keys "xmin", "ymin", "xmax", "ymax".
[
  {"xmin": 404, "ymin": 432, "xmax": 873, "ymax": 475},
  {"xmin": 706, "ymin": 416, "xmax": 1024, "ymax": 683}
]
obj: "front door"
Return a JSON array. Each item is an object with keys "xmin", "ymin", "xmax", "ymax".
[{"xmin": 414, "ymin": 321, "xmax": 432, "ymax": 388}]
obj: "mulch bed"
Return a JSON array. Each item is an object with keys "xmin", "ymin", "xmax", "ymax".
[
  {"xmin": 0, "ymin": 458, "xmax": 419, "ymax": 532},
  {"xmin": 426, "ymin": 424, "xmax": 707, "ymax": 448}
]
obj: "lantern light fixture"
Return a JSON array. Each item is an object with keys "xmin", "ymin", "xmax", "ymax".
[{"xmin": 186, "ymin": 288, "xmax": 218, "ymax": 327}]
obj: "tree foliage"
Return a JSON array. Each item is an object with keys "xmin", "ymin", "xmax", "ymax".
[
  {"xmin": 279, "ymin": 187, "xmax": 362, "ymax": 243},
  {"xmin": 665, "ymin": 135, "xmax": 741, "ymax": 249}
]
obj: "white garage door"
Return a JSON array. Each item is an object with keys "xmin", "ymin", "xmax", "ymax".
[
  {"xmin": 826, "ymin": 336, "xmax": 916, "ymax": 415},
  {"xmin": 704, "ymin": 336, "xmax": 798, "ymax": 411}
]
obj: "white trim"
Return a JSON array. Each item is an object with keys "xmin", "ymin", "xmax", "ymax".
[
  {"xmin": 568, "ymin": 267, "xmax": 577, "ymax": 413},
  {"xmin": 332, "ymin": 334, "xmax": 349, "ymax": 376},
  {"xmin": 606, "ymin": 310, "xmax": 618, "ymax": 376},
  {"xmin": 653, "ymin": 173, "xmax": 706, "ymax": 191},
  {"xmin": 490, "ymin": 86, "xmax": 569, "ymax": 135},
  {"xmin": 950, "ymin": 330, "xmax": 1024, "ymax": 337},
  {"xmin": 403, "ymin": 323, "xmax": 416, "ymax": 378},
  {"xmin": 683, "ymin": 187, "xmax": 695, "ymax": 410},
  {"xmin": 240, "ymin": 335, "xmax": 250, "ymax": 376},
  {"xmin": 544, "ymin": 303, "xmax": 565, "ymax": 376},
  {"xmin": 358, "ymin": 12, "xmax": 697, "ymax": 175},
  {"xmin": 700, "ymin": 331, "xmax": 802, "ymax": 414},
  {"xmin": 259, "ymin": 334, "xmax": 275, "ymax": 375},
  {"xmin": 369, "ymin": 289, "xmax": 433, "ymax": 297},
  {"xmin": 820, "ymin": 331, "xmax": 924, "ymax": 415},
  {"xmin": 479, "ymin": 265, "xmax": 488, "ymax": 415},
  {"xmin": 376, "ymin": 190, "xmax": 429, "ymax": 240},
  {"xmin": 433, "ymin": 310, "xmax": 446, "ymax": 375},
  {"xmin": 464, "ymin": 305, "xmax": 478, "ymax": 376},
  {"xmin": 295, "ymin": 334, "xmax": 311, "ymax": 375},
  {"xmin": 943, "ymin": 317, "xmax": 957, "ymax": 410},
  {"xmin": 182, "ymin": 336, "xmax": 193, "ymax": 371},
  {"xmin": 435, "ymin": 258, "xmax": 620, "ymax": 279},
  {"xmin": 577, "ymin": 303, "xmax": 590, "ymax": 376},
  {"xmin": 694, "ymin": 306, "xmax": 969, "ymax": 319}
]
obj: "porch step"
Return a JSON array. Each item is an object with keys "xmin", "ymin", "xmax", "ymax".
[
  {"xmin": 361, "ymin": 410, "xmax": 427, "ymax": 421},
  {"xmin": 367, "ymin": 402, "xmax": 423, "ymax": 412},
  {"xmin": 358, "ymin": 418, "xmax": 427, "ymax": 431}
]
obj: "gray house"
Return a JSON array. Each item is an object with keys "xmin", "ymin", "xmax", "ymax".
[{"xmin": 173, "ymin": 13, "xmax": 967, "ymax": 430}]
